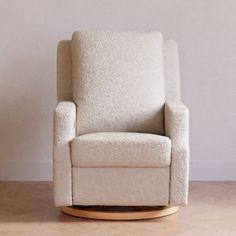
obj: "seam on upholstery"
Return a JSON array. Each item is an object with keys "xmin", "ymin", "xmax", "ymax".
[
  {"xmin": 168, "ymin": 148, "xmax": 173, "ymax": 205},
  {"xmin": 69, "ymin": 140, "xmax": 73, "ymax": 205}
]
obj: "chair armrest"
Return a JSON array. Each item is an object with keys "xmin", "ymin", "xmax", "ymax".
[
  {"xmin": 165, "ymin": 101, "xmax": 190, "ymax": 206},
  {"xmin": 165, "ymin": 101, "xmax": 189, "ymax": 149},
  {"xmin": 53, "ymin": 101, "xmax": 76, "ymax": 206},
  {"xmin": 54, "ymin": 101, "xmax": 76, "ymax": 145}
]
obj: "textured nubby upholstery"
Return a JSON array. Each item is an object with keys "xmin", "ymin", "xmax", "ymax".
[
  {"xmin": 165, "ymin": 101, "xmax": 189, "ymax": 205},
  {"xmin": 53, "ymin": 101, "xmax": 76, "ymax": 206},
  {"xmin": 72, "ymin": 167, "xmax": 170, "ymax": 206},
  {"xmin": 71, "ymin": 132, "xmax": 171, "ymax": 167},
  {"xmin": 53, "ymin": 31, "xmax": 189, "ymax": 207},
  {"xmin": 72, "ymin": 31, "xmax": 165, "ymax": 135}
]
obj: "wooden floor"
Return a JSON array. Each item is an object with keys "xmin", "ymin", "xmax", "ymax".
[{"xmin": 0, "ymin": 181, "xmax": 236, "ymax": 235}]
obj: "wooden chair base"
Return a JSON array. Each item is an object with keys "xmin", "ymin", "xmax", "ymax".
[{"xmin": 61, "ymin": 205, "xmax": 180, "ymax": 220}]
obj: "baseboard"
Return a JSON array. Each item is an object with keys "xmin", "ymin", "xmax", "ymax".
[
  {"xmin": 0, "ymin": 160, "xmax": 53, "ymax": 181},
  {"xmin": 0, "ymin": 160, "xmax": 235, "ymax": 181},
  {"xmin": 190, "ymin": 160, "xmax": 236, "ymax": 180}
]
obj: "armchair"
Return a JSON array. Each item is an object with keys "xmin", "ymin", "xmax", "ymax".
[{"xmin": 53, "ymin": 31, "xmax": 189, "ymax": 220}]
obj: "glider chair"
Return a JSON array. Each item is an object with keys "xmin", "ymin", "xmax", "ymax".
[{"xmin": 53, "ymin": 31, "xmax": 189, "ymax": 220}]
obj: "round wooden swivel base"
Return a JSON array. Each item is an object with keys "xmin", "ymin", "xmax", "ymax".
[{"xmin": 62, "ymin": 205, "xmax": 180, "ymax": 220}]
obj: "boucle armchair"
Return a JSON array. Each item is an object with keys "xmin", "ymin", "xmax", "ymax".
[{"xmin": 53, "ymin": 31, "xmax": 189, "ymax": 220}]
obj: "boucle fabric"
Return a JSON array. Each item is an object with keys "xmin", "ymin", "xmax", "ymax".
[
  {"xmin": 71, "ymin": 132, "xmax": 171, "ymax": 167},
  {"xmin": 164, "ymin": 40, "xmax": 181, "ymax": 101},
  {"xmin": 53, "ymin": 32, "xmax": 190, "ymax": 207},
  {"xmin": 71, "ymin": 31, "xmax": 165, "ymax": 135},
  {"xmin": 57, "ymin": 39, "xmax": 180, "ymax": 103},
  {"xmin": 72, "ymin": 167, "xmax": 169, "ymax": 206},
  {"xmin": 53, "ymin": 101, "xmax": 76, "ymax": 206},
  {"xmin": 165, "ymin": 101, "xmax": 189, "ymax": 205}
]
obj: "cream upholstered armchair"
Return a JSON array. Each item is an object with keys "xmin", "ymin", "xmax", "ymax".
[{"xmin": 53, "ymin": 31, "xmax": 189, "ymax": 219}]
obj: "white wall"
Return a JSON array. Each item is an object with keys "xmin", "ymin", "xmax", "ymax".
[{"xmin": 0, "ymin": 0, "xmax": 236, "ymax": 180}]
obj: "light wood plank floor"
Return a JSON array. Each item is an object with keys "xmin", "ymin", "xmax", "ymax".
[{"xmin": 0, "ymin": 181, "xmax": 236, "ymax": 235}]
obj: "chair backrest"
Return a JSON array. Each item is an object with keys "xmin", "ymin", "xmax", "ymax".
[{"xmin": 57, "ymin": 32, "xmax": 181, "ymax": 135}]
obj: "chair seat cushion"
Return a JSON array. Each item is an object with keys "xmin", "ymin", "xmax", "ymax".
[{"xmin": 71, "ymin": 132, "xmax": 171, "ymax": 168}]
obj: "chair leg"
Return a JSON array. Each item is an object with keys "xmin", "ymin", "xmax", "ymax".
[{"xmin": 61, "ymin": 205, "xmax": 180, "ymax": 220}]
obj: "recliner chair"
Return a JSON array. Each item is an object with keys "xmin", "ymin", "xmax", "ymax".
[{"xmin": 53, "ymin": 31, "xmax": 189, "ymax": 220}]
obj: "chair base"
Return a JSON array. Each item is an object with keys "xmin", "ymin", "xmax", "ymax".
[{"xmin": 61, "ymin": 205, "xmax": 180, "ymax": 220}]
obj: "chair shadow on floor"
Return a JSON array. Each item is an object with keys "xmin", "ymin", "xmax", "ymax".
[{"xmin": 0, "ymin": 181, "xmax": 176, "ymax": 223}]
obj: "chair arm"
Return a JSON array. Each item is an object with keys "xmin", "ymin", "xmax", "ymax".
[
  {"xmin": 54, "ymin": 101, "xmax": 76, "ymax": 145},
  {"xmin": 165, "ymin": 101, "xmax": 189, "ymax": 150},
  {"xmin": 53, "ymin": 101, "xmax": 76, "ymax": 206},
  {"xmin": 165, "ymin": 101, "xmax": 190, "ymax": 205}
]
